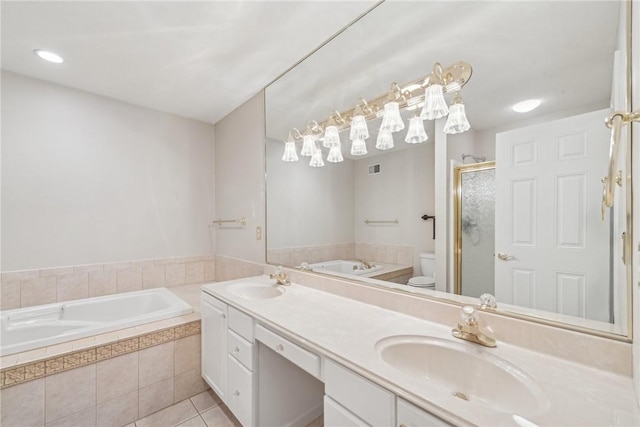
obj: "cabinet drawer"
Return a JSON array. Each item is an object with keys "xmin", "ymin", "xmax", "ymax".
[
  {"xmin": 324, "ymin": 396, "xmax": 368, "ymax": 427},
  {"xmin": 227, "ymin": 355, "xmax": 254, "ymax": 427},
  {"xmin": 255, "ymin": 324, "xmax": 320, "ymax": 378},
  {"xmin": 228, "ymin": 306, "xmax": 254, "ymax": 342},
  {"xmin": 397, "ymin": 398, "xmax": 452, "ymax": 427},
  {"xmin": 228, "ymin": 329, "xmax": 254, "ymax": 371},
  {"xmin": 324, "ymin": 359, "xmax": 394, "ymax": 427}
]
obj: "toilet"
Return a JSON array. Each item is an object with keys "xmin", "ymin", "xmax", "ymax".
[{"xmin": 407, "ymin": 252, "xmax": 436, "ymax": 289}]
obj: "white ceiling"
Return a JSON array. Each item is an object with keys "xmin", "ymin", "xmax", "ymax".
[{"xmin": 1, "ymin": 1, "xmax": 378, "ymax": 124}]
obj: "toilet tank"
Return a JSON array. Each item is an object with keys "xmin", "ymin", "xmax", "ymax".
[{"xmin": 419, "ymin": 252, "xmax": 436, "ymax": 277}]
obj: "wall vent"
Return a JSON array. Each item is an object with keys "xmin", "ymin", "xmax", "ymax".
[{"xmin": 368, "ymin": 164, "xmax": 381, "ymax": 175}]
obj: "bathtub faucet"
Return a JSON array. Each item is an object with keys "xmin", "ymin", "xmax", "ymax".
[
  {"xmin": 270, "ymin": 266, "xmax": 291, "ymax": 286},
  {"xmin": 357, "ymin": 259, "xmax": 374, "ymax": 269}
]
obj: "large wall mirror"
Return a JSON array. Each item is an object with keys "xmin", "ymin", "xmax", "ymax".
[{"xmin": 265, "ymin": 0, "xmax": 632, "ymax": 340}]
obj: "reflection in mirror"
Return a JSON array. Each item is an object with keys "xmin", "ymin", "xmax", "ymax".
[
  {"xmin": 454, "ymin": 162, "xmax": 495, "ymax": 298},
  {"xmin": 265, "ymin": 1, "xmax": 630, "ymax": 338}
]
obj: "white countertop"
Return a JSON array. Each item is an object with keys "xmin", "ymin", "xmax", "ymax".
[{"xmin": 201, "ymin": 276, "xmax": 640, "ymax": 426}]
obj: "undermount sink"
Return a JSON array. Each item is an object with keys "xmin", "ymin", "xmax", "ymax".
[
  {"xmin": 375, "ymin": 335, "xmax": 548, "ymax": 416},
  {"xmin": 227, "ymin": 283, "xmax": 286, "ymax": 300}
]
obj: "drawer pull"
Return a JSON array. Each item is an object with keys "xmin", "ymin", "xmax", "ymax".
[
  {"xmin": 234, "ymin": 390, "xmax": 240, "ymax": 397},
  {"xmin": 234, "ymin": 346, "xmax": 240, "ymax": 353},
  {"xmin": 277, "ymin": 344, "xmax": 284, "ymax": 351}
]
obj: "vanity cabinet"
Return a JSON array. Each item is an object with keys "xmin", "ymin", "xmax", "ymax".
[
  {"xmin": 324, "ymin": 359, "xmax": 394, "ymax": 426},
  {"xmin": 201, "ymin": 292, "xmax": 228, "ymax": 401},
  {"xmin": 227, "ymin": 306, "xmax": 256, "ymax": 427},
  {"xmin": 397, "ymin": 398, "xmax": 452, "ymax": 427},
  {"xmin": 202, "ymin": 289, "xmax": 452, "ymax": 427},
  {"xmin": 201, "ymin": 294, "xmax": 256, "ymax": 426}
]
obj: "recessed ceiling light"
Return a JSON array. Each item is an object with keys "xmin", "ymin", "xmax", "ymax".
[
  {"xmin": 512, "ymin": 99, "xmax": 541, "ymax": 113},
  {"xmin": 34, "ymin": 49, "xmax": 64, "ymax": 64}
]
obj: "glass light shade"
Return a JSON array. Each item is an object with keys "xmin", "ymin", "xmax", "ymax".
[
  {"xmin": 309, "ymin": 148, "xmax": 325, "ymax": 167},
  {"xmin": 323, "ymin": 125, "xmax": 341, "ymax": 148},
  {"xmin": 300, "ymin": 134, "xmax": 316, "ymax": 156},
  {"xmin": 405, "ymin": 116, "xmax": 429, "ymax": 144},
  {"xmin": 349, "ymin": 115, "xmax": 369, "ymax": 140},
  {"xmin": 375, "ymin": 128, "xmax": 394, "ymax": 150},
  {"xmin": 350, "ymin": 137, "xmax": 368, "ymax": 156},
  {"xmin": 380, "ymin": 102, "xmax": 405, "ymax": 133},
  {"xmin": 420, "ymin": 84, "xmax": 449, "ymax": 120},
  {"xmin": 327, "ymin": 145, "xmax": 344, "ymax": 163},
  {"xmin": 443, "ymin": 103, "xmax": 471, "ymax": 134},
  {"xmin": 282, "ymin": 141, "xmax": 298, "ymax": 162}
]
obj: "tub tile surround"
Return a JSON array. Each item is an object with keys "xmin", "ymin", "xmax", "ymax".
[
  {"xmin": 205, "ymin": 275, "xmax": 640, "ymax": 426},
  {"xmin": 266, "ymin": 242, "xmax": 414, "ymax": 269},
  {"xmin": 0, "ymin": 254, "xmax": 216, "ymax": 310},
  {"xmin": 0, "ymin": 282, "xmax": 207, "ymax": 427}
]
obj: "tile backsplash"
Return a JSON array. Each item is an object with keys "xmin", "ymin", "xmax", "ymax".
[{"xmin": 0, "ymin": 255, "xmax": 216, "ymax": 310}]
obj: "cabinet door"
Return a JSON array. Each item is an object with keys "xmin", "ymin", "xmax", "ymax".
[
  {"xmin": 228, "ymin": 355, "xmax": 254, "ymax": 427},
  {"xmin": 397, "ymin": 398, "xmax": 452, "ymax": 427},
  {"xmin": 201, "ymin": 293, "xmax": 228, "ymax": 402},
  {"xmin": 324, "ymin": 396, "xmax": 369, "ymax": 427}
]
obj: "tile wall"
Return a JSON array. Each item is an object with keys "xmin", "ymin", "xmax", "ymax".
[
  {"xmin": 355, "ymin": 243, "xmax": 413, "ymax": 266},
  {"xmin": 0, "ymin": 322, "xmax": 203, "ymax": 427},
  {"xmin": 266, "ymin": 243, "xmax": 414, "ymax": 268},
  {"xmin": 266, "ymin": 243, "xmax": 355, "ymax": 267},
  {"xmin": 0, "ymin": 255, "xmax": 216, "ymax": 311}
]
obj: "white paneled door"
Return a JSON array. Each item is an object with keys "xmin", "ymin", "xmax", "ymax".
[{"xmin": 495, "ymin": 109, "xmax": 611, "ymax": 322}]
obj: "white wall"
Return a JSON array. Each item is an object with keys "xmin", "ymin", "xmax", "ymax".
[
  {"xmin": 354, "ymin": 144, "xmax": 434, "ymax": 272},
  {"xmin": 214, "ymin": 92, "xmax": 265, "ymax": 263},
  {"xmin": 1, "ymin": 71, "xmax": 215, "ymax": 271},
  {"xmin": 266, "ymin": 138, "xmax": 354, "ymax": 249}
]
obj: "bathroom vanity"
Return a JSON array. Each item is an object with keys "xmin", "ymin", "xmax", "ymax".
[{"xmin": 201, "ymin": 276, "xmax": 640, "ymax": 426}]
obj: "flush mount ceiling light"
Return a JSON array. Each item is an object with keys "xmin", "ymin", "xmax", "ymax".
[
  {"xmin": 512, "ymin": 99, "xmax": 541, "ymax": 113},
  {"xmin": 33, "ymin": 49, "xmax": 64, "ymax": 64},
  {"xmin": 280, "ymin": 61, "xmax": 472, "ymax": 167}
]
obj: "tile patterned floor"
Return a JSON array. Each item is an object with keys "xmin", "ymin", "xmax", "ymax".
[{"xmin": 128, "ymin": 389, "xmax": 241, "ymax": 427}]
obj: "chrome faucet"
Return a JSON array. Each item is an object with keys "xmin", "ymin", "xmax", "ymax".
[
  {"xmin": 452, "ymin": 305, "xmax": 496, "ymax": 347},
  {"xmin": 269, "ymin": 266, "xmax": 291, "ymax": 286}
]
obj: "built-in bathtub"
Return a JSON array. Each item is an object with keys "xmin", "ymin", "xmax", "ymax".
[
  {"xmin": 0, "ymin": 287, "xmax": 193, "ymax": 356},
  {"xmin": 309, "ymin": 260, "xmax": 383, "ymax": 276}
]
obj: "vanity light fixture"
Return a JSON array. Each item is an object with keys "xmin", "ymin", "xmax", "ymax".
[
  {"xmin": 349, "ymin": 102, "xmax": 370, "ymax": 140},
  {"xmin": 376, "ymin": 128, "xmax": 395, "ymax": 150},
  {"xmin": 323, "ymin": 114, "xmax": 343, "ymax": 148},
  {"xmin": 512, "ymin": 99, "xmax": 541, "ymax": 113},
  {"xmin": 351, "ymin": 137, "xmax": 368, "ymax": 156},
  {"xmin": 282, "ymin": 130, "xmax": 299, "ymax": 162},
  {"xmin": 327, "ymin": 145, "xmax": 344, "ymax": 163},
  {"xmin": 421, "ymin": 63, "xmax": 449, "ymax": 120},
  {"xmin": 405, "ymin": 115, "xmax": 429, "ymax": 144},
  {"xmin": 301, "ymin": 132, "xmax": 316, "ymax": 157},
  {"xmin": 309, "ymin": 147, "xmax": 325, "ymax": 167},
  {"xmin": 34, "ymin": 49, "xmax": 64, "ymax": 63},
  {"xmin": 280, "ymin": 61, "xmax": 472, "ymax": 166},
  {"xmin": 443, "ymin": 92, "xmax": 471, "ymax": 134},
  {"xmin": 380, "ymin": 83, "xmax": 406, "ymax": 133}
]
